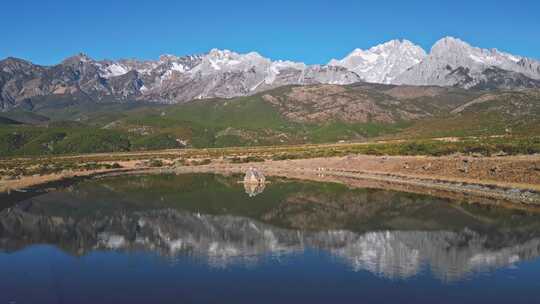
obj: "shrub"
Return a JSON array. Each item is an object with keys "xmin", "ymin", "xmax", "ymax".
[
  {"xmin": 229, "ymin": 156, "xmax": 265, "ymax": 163},
  {"xmin": 55, "ymin": 130, "xmax": 130, "ymax": 154},
  {"xmin": 147, "ymin": 159, "xmax": 164, "ymax": 167},
  {"xmin": 131, "ymin": 133, "xmax": 182, "ymax": 150}
]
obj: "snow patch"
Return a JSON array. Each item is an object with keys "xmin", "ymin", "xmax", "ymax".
[
  {"xmin": 171, "ymin": 62, "xmax": 185, "ymax": 72},
  {"xmin": 469, "ymin": 54, "xmax": 487, "ymax": 64},
  {"xmin": 209, "ymin": 59, "xmax": 221, "ymax": 70},
  {"xmin": 101, "ymin": 63, "xmax": 129, "ymax": 78}
]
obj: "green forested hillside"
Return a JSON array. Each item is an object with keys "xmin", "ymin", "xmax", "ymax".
[{"xmin": 1, "ymin": 84, "xmax": 539, "ymax": 157}]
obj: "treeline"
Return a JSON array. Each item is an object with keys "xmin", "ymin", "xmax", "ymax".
[{"xmin": 0, "ymin": 126, "xmax": 184, "ymax": 157}]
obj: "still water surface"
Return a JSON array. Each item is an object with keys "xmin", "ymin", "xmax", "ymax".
[{"xmin": 1, "ymin": 173, "xmax": 540, "ymax": 303}]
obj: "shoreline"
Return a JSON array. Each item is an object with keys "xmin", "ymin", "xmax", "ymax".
[{"xmin": 1, "ymin": 154, "xmax": 539, "ymax": 209}]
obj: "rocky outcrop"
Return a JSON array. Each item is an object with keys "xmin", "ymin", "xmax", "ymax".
[
  {"xmin": 243, "ymin": 167, "xmax": 265, "ymax": 184},
  {"xmin": 262, "ymin": 84, "xmax": 428, "ymax": 123}
]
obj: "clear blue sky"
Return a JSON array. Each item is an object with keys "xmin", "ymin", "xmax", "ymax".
[{"xmin": 2, "ymin": 0, "xmax": 539, "ymax": 65}]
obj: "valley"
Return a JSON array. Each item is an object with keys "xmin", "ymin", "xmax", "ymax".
[
  {"xmin": 1, "ymin": 37, "xmax": 540, "ymax": 209},
  {"xmin": 4, "ymin": 2, "xmax": 540, "ymax": 302}
]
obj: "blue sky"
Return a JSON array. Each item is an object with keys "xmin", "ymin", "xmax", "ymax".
[{"xmin": 2, "ymin": 0, "xmax": 539, "ymax": 65}]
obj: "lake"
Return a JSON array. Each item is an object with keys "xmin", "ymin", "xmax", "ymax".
[{"xmin": 1, "ymin": 173, "xmax": 540, "ymax": 304}]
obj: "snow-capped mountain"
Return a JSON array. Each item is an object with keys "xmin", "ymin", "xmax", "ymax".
[
  {"xmin": 394, "ymin": 37, "xmax": 540, "ymax": 89},
  {"xmin": 328, "ymin": 39, "xmax": 427, "ymax": 84},
  {"xmin": 2, "ymin": 36, "xmax": 540, "ymax": 110},
  {"xmin": 0, "ymin": 49, "xmax": 361, "ymax": 109},
  {"xmin": 96, "ymin": 49, "xmax": 322, "ymax": 101}
]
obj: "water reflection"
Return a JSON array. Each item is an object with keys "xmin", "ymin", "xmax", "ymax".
[
  {"xmin": 244, "ymin": 181, "xmax": 266, "ymax": 197},
  {"xmin": 1, "ymin": 173, "xmax": 540, "ymax": 283}
]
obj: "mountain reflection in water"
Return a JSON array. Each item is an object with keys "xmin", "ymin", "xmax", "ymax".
[{"xmin": 2, "ymin": 173, "xmax": 540, "ymax": 283}]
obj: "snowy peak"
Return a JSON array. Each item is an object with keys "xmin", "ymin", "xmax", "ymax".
[
  {"xmin": 60, "ymin": 48, "xmax": 359, "ymax": 103},
  {"xmin": 159, "ymin": 54, "xmax": 182, "ymax": 62},
  {"xmin": 199, "ymin": 48, "xmax": 270, "ymax": 73},
  {"xmin": 207, "ymin": 48, "xmax": 263, "ymax": 60},
  {"xmin": 430, "ymin": 36, "xmax": 522, "ymax": 68},
  {"xmin": 371, "ymin": 39, "xmax": 421, "ymax": 53},
  {"xmin": 395, "ymin": 36, "xmax": 540, "ymax": 88},
  {"xmin": 430, "ymin": 36, "xmax": 471, "ymax": 55},
  {"xmin": 329, "ymin": 39, "xmax": 427, "ymax": 83}
]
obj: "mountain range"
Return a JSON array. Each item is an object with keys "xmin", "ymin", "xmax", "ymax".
[{"xmin": 2, "ymin": 36, "xmax": 540, "ymax": 110}]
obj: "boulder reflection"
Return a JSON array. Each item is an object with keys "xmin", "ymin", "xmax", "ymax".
[{"xmin": 244, "ymin": 182, "xmax": 266, "ymax": 197}]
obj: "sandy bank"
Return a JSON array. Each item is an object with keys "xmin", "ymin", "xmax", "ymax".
[{"xmin": 1, "ymin": 155, "xmax": 539, "ymax": 207}]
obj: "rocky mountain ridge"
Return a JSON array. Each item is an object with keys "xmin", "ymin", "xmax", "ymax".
[
  {"xmin": 395, "ymin": 37, "xmax": 540, "ymax": 89},
  {"xmin": 328, "ymin": 39, "xmax": 427, "ymax": 84},
  {"xmin": 0, "ymin": 50, "xmax": 360, "ymax": 110},
  {"xmin": 2, "ymin": 37, "xmax": 540, "ymax": 110}
]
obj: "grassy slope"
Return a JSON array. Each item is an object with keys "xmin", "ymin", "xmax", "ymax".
[
  {"xmin": 121, "ymin": 96, "xmax": 294, "ymax": 147},
  {"xmin": 0, "ymin": 125, "xmax": 133, "ymax": 156},
  {"xmin": 0, "ymin": 110, "xmax": 49, "ymax": 125},
  {"xmin": 0, "ymin": 116, "xmax": 22, "ymax": 125},
  {"xmin": 396, "ymin": 91, "xmax": 540, "ymax": 139},
  {"xmin": 1, "ymin": 86, "xmax": 539, "ymax": 157},
  {"xmin": 118, "ymin": 94, "xmax": 408, "ymax": 147}
]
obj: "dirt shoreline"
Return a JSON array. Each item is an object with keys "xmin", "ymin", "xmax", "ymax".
[{"xmin": 1, "ymin": 154, "xmax": 539, "ymax": 208}]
